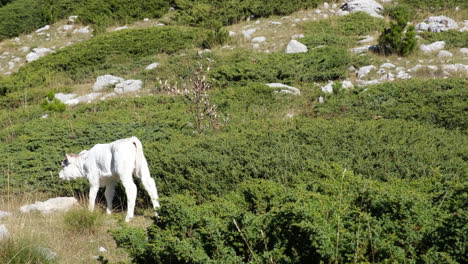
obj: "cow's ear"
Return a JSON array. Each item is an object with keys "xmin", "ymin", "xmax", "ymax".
[{"xmin": 66, "ymin": 154, "xmax": 72, "ymax": 160}]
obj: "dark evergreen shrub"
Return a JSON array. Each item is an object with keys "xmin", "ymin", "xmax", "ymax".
[{"xmin": 377, "ymin": 6, "xmax": 416, "ymax": 56}]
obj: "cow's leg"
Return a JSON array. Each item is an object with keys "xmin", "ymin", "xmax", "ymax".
[
  {"xmin": 105, "ymin": 182, "xmax": 115, "ymax": 215},
  {"xmin": 140, "ymin": 174, "xmax": 160, "ymax": 216},
  {"xmin": 88, "ymin": 183, "xmax": 99, "ymax": 212},
  {"xmin": 121, "ymin": 176, "xmax": 137, "ymax": 222}
]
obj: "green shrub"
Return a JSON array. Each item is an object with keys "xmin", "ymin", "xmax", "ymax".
[
  {"xmin": 63, "ymin": 208, "xmax": 104, "ymax": 234},
  {"xmin": 378, "ymin": 6, "xmax": 417, "ymax": 56},
  {"xmin": 114, "ymin": 172, "xmax": 464, "ymax": 263},
  {"xmin": 0, "ymin": 0, "xmax": 50, "ymax": 40},
  {"xmin": 0, "ymin": 0, "xmax": 170, "ymax": 39},
  {"xmin": 211, "ymin": 46, "xmax": 352, "ymax": 86},
  {"xmin": 301, "ymin": 12, "xmax": 385, "ymax": 49},
  {"xmin": 0, "ymin": 237, "xmax": 57, "ymax": 264},
  {"xmin": 40, "ymin": 92, "xmax": 66, "ymax": 113},
  {"xmin": 171, "ymin": 0, "xmax": 323, "ymax": 28},
  {"xmin": 313, "ymin": 78, "xmax": 468, "ymax": 130}
]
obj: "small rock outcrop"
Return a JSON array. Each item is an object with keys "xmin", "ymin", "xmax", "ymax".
[
  {"xmin": 114, "ymin": 80, "xmax": 143, "ymax": 94},
  {"xmin": 419, "ymin": 41, "xmax": 445, "ymax": 53},
  {"xmin": 266, "ymin": 83, "xmax": 301, "ymax": 95},
  {"xmin": 340, "ymin": 0, "xmax": 384, "ymax": 18},
  {"xmin": 54, "ymin": 93, "xmax": 77, "ymax": 103},
  {"xmin": 145, "ymin": 62, "xmax": 160, "ymax": 70},
  {"xmin": 26, "ymin": 48, "xmax": 53, "ymax": 62},
  {"xmin": 416, "ymin": 16, "xmax": 458, "ymax": 32},
  {"xmin": 20, "ymin": 197, "xmax": 78, "ymax": 215},
  {"xmin": 357, "ymin": 65, "xmax": 376, "ymax": 79},
  {"xmin": 437, "ymin": 50, "xmax": 453, "ymax": 58},
  {"xmin": 285, "ymin": 40, "xmax": 308, "ymax": 54},
  {"xmin": 65, "ymin": 93, "xmax": 103, "ymax": 105},
  {"xmin": 93, "ymin": 75, "xmax": 124, "ymax": 91}
]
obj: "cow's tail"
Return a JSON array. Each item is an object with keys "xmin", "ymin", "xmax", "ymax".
[
  {"xmin": 132, "ymin": 136, "xmax": 146, "ymax": 178},
  {"xmin": 131, "ymin": 136, "xmax": 161, "ymax": 212}
]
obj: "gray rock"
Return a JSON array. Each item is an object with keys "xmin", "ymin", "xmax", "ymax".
[
  {"xmin": 145, "ymin": 63, "xmax": 160, "ymax": 70},
  {"xmin": 416, "ymin": 16, "xmax": 458, "ymax": 32},
  {"xmin": 358, "ymin": 79, "xmax": 381, "ymax": 86},
  {"xmin": 114, "ymin": 26, "xmax": 129, "ymax": 31},
  {"xmin": 73, "ymin": 26, "xmax": 91, "ymax": 34},
  {"xmin": 352, "ymin": 45, "xmax": 371, "ymax": 53},
  {"xmin": 20, "ymin": 197, "xmax": 78, "ymax": 214},
  {"xmin": 420, "ymin": 41, "xmax": 445, "ymax": 53},
  {"xmin": 291, "ymin": 34, "xmax": 304, "ymax": 39},
  {"xmin": 93, "ymin": 75, "xmax": 124, "ymax": 91},
  {"xmin": 442, "ymin": 64, "xmax": 468, "ymax": 73},
  {"xmin": 380, "ymin": 62, "xmax": 395, "ymax": 69},
  {"xmin": 321, "ymin": 82, "xmax": 334, "ymax": 93},
  {"xmin": 26, "ymin": 48, "xmax": 53, "ymax": 62},
  {"xmin": 99, "ymin": 247, "xmax": 107, "ymax": 253},
  {"xmin": 100, "ymin": 92, "xmax": 116, "ymax": 101},
  {"xmin": 408, "ymin": 65, "xmax": 423, "ymax": 72},
  {"xmin": 241, "ymin": 28, "xmax": 257, "ymax": 39},
  {"xmin": 271, "ymin": 21, "xmax": 282, "ymax": 25},
  {"xmin": 461, "ymin": 48, "xmax": 468, "ymax": 56},
  {"xmin": 251, "ymin": 36, "xmax": 266, "ymax": 43},
  {"xmin": 357, "ymin": 65, "xmax": 376, "ymax": 79},
  {"xmin": 0, "ymin": 211, "xmax": 12, "ymax": 219},
  {"xmin": 342, "ymin": 80, "xmax": 354, "ymax": 89},
  {"xmin": 65, "ymin": 93, "xmax": 103, "ymax": 105},
  {"xmin": 341, "ymin": 0, "xmax": 384, "ymax": 18},
  {"xmin": 285, "ymin": 40, "xmax": 308, "ymax": 54},
  {"xmin": 266, "ymin": 83, "xmax": 301, "ymax": 95},
  {"xmin": 318, "ymin": 96, "xmax": 325, "ymax": 103},
  {"xmin": 35, "ymin": 25, "xmax": 50, "ymax": 33},
  {"xmin": 427, "ymin": 65, "xmax": 438, "ymax": 71},
  {"xmin": 0, "ymin": 224, "xmax": 9, "ymax": 240},
  {"xmin": 336, "ymin": 10, "xmax": 350, "ymax": 16},
  {"xmin": 396, "ymin": 70, "xmax": 411, "ymax": 79},
  {"xmin": 55, "ymin": 93, "xmax": 77, "ymax": 103},
  {"xmin": 380, "ymin": 72, "xmax": 395, "ymax": 81},
  {"xmin": 437, "ymin": 50, "xmax": 453, "ymax": 58},
  {"xmin": 68, "ymin": 15, "xmax": 78, "ymax": 24},
  {"xmin": 114, "ymin": 80, "xmax": 143, "ymax": 94}
]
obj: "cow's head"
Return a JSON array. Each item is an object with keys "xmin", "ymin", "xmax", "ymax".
[{"xmin": 59, "ymin": 154, "xmax": 83, "ymax": 180}]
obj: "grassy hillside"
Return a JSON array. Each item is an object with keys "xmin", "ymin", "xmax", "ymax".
[{"xmin": 0, "ymin": 1, "xmax": 467, "ymax": 263}]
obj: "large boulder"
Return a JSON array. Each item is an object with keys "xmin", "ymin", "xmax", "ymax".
[
  {"xmin": 285, "ymin": 40, "xmax": 308, "ymax": 54},
  {"xmin": 93, "ymin": 75, "xmax": 124, "ymax": 91},
  {"xmin": 114, "ymin": 80, "xmax": 143, "ymax": 94},
  {"xmin": 20, "ymin": 197, "xmax": 78, "ymax": 215},
  {"xmin": 416, "ymin": 16, "xmax": 458, "ymax": 32},
  {"xmin": 340, "ymin": 0, "xmax": 384, "ymax": 18}
]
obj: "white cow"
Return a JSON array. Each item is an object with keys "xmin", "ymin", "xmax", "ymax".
[{"xmin": 59, "ymin": 136, "xmax": 160, "ymax": 222}]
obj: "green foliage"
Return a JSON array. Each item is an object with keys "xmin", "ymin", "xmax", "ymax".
[
  {"xmin": 301, "ymin": 12, "xmax": 385, "ymax": 49},
  {"xmin": 396, "ymin": 0, "xmax": 468, "ymax": 10},
  {"xmin": 0, "ymin": 237, "xmax": 57, "ymax": 264},
  {"xmin": 419, "ymin": 30, "xmax": 468, "ymax": 49},
  {"xmin": 0, "ymin": 0, "xmax": 170, "ymax": 39},
  {"xmin": 211, "ymin": 46, "xmax": 352, "ymax": 86},
  {"xmin": 313, "ymin": 78, "xmax": 468, "ymax": 130},
  {"xmin": 63, "ymin": 208, "xmax": 104, "ymax": 234},
  {"xmin": 114, "ymin": 172, "xmax": 464, "ymax": 263},
  {"xmin": 40, "ymin": 92, "xmax": 66, "ymax": 113},
  {"xmin": 171, "ymin": 0, "xmax": 323, "ymax": 28},
  {"xmin": 0, "ymin": 0, "xmax": 51, "ymax": 40},
  {"xmin": 378, "ymin": 6, "xmax": 417, "ymax": 56}
]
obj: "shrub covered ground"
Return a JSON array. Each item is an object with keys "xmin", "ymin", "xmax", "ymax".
[{"xmin": 0, "ymin": 1, "xmax": 466, "ymax": 263}]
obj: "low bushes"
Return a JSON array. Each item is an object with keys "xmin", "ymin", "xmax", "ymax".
[
  {"xmin": 211, "ymin": 46, "xmax": 352, "ymax": 86},
  {"xmin": 113, "ymin": 173, "xmax": 465, "ymax": 263},
  {"xmin": 419, "ymin": 30, "xmax": 468, "ymax": 49},
  {"xmin": 313, "ymin": 78, "xmax": 468, "ymax": 130}
]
